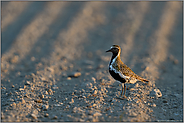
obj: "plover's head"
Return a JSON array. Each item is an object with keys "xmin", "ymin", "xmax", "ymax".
[{"xmin": 106, "ymin": 45, "xmax": 121, "ymax": 55}]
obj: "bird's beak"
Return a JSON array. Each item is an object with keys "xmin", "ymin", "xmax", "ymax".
[{"xmin": 106, "ymin": 49, "xmax": 112, "ymax": 52}]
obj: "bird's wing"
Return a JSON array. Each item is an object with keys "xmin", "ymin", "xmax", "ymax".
[{"xmin": 119, "ymin": 63, "xmax": 136, "ymax": 77}]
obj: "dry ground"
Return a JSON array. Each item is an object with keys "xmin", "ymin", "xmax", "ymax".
[{"xmin": 1, "ymin": 1, "xmax": 183, "ymax": 122}]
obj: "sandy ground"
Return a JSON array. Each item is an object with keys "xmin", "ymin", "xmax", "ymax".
[{"xmin": 1, "ymin": 1, "xmax": 183, "ymax": 122}]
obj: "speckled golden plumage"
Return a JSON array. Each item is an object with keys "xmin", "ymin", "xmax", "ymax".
[{"xmin": 106, "ymin": 45, "xmax": 149, "ymax": 99}]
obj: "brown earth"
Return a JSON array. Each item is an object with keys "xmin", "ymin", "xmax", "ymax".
[{"xmin": 1, "ymin": 1, "xmax": 183, "ymax": 122}]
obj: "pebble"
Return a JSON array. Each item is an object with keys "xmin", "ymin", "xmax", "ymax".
[
  {"xmin": 83, "ymin": 60, "xmax": 94, "ymax": 65},
  {"xmin": 93, "ymin": 112, "xmax": 102, "ymax": 117},
  {"xmin": 42, "ymin": 104, "xmax": 49, "ymax": 110},
  {"xmin": 27, "ymin": 104, "xmax": 32, "ymax": 109},
  {"xmin": 163, "ymin": 100, "xmax": 167, "ymax": 103},
  {"xmin": 69, "ymin": 98, "xmax": 74, "ymax": 104},
  {"xmin": 173, "ymin": 105, "xmax": 178, "ymax": 108},
  {"xmin": 45, "ymin": 91, "xmax": 48, "ymax": 95},
  {"xmin": 94, "ymin": 86, "xmax": 97, "ymax": 90},
  {"xmin": 45, "ymin": 113, "xmax": 49, "ymax": 117},
  {"xmin": 54, "ymin": 104, "xmax": 61, "ymax": 106},
  {"xmin": 47, "ymin": 67, "xmax": 54, "ymax": 73},
  {"xmin": 11, "ymin": 55, "xmax": 19, "ymax": 63},
  {"xmin": 52, "ymin": 116, "xmax": 58, "ymax": 119},
  {"xmin": 40, "ymin": 94, "xmax": 44, "ymax": 99},
  {"xmin": 93, "ymin": 90, "xmax": 98, "ymax": 95},
  {"xmin": 135, "ymin": 83, "xmax": 139, "ymax": 88},
  {"xmin": 173, "ymin": 59, "xmax": 179, "ymax": 64},
  {"xmin": 92, "ymin": 77, "xmax": 96, "ymax": 83},
  {"xmin": 48, "ymin": 89, "xmax": 52, "ymax": 93},
  {"xmin": 22, "ymin": 99, "xmax": 26, "ymax": 104},
  {"xmin": 31, "ymin": 114, "xmax": 37, "ymax": 119},
  {"xmin": 35, "ymin": 99, "xmax": 43, "ymax": 103},
  {"xmin": 97, "ymin": 64, "xmax": 104, "ymax": 69},
  {"xmin": 52, "ymin": 85, "xmax": 58, "ymax": 90},
  {"xmin": 12, "ymin": 85, "xmax": 15, "ymax": 88},
  {"xmin": 12, "ymin": 102, "xmax": 16, "ymax": 107},
  {"xmin": 19, "ymin": 88, "xmax": 24, "ymax": 91},
  {"xmin": 66, "ymin": 105, "xmax": 70, "ymax": 109},
  {"xmin": 72, "ymin": 107, "xmax": 77, "ymax": 113},
  {"xmin": 25, "ymin": 81, "xmax": 31, "ymax": 85},
  {"xmin": 150, "ymin": 89, "xmax": 162, "ymax": 98},
  {"xmin": 1, "ymin": 113, "xmax": 5, "ymax": 119},
  {"xmin": 152, "ymin": 103, "xmax": 156, "ymax": 107},
  {"xmin": 68, "ymin": 72, "xmax": 81, "ymax": 78}
]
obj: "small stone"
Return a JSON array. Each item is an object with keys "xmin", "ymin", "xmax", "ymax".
[
  {"xmin": 22, "ymin": 99, "xmax": 26, "ymax": 104},
  {"xmin": 93, "ymin": 103, "xmax": 97, "ymax": 107},
  {"xmin": 53, "ymin": 116, "xmax": 58, "ymax": 119},
  {"xmin": 173, "ymin": 105, "xmax": 178, "ymax": 108},
  {"xmin": 19, "ymin": 88, "xmax": 24, "ymax": 91},
  {"xmin": 83, "ymin": 60, "xmax": 94, "ymax": 65},
  {"xmin": 11, "ymin": 55, "xmax": 19, "ymax": 63},
  {"xmin": 79, "ymin": 119, "xmax": 85, "ymax": 122},
  {"xmin": 93, "ymin": 112, "xmax": 102, "ymax": 117},
  {"xmin": 174, "ymin": 59, "xmax": 179, "ymax": 64},
  {"xmin": 26, "ymin": 104, "xmax": 32, "ymax": 109},
  {"xmin": 66, "ymin": 105, "xmax": 70, "ymax": 109},
  {"xmin": 48, "ymin": 89, "xmax": 52, "ymax": 92},
  {"xmin": 69, "ymin": 98, "xmax": 74, "ymax": 104},
  {"xmin": 130, "ymin": 88, "xmax": 136, "ymax": 91},
  {"xmin": 54, "ymin": 104, "xmax": 61, "ymax": 106},
  {"xmin": 40, "ymin": 95, "xmax": 44, "ymax": 99},
  {"xmin": 52, "ymin": 85, "xmax": 58, "ymax": 90},
  {"xmin": 152, "ymin": 103, "xmax": 156, "ymax": 107},
  {"xmin": 94, "ymin": 86, "xmax": 97, "ymax": 90},
  {"xmin": 150, "ymin": 89, "xmax": 162, "ymax": 98},
  {"xmin": 25, "ymin": 81, "xmax": 31, "ymax": 85},
  {"xmin": 1, "ymin": 113, "xmax": 5, "ymax": 119},
  {"xmin": 12, "ymin": 102, "xmax": 16, "ymax": 106},
  {"xmin": 67, "ymin": 77, "xmax": 71, "ymax": 80},
  {"xmin": 163, "ymin": 100, "xmax": 167, "ymax": 103},
  {"xmin": 12, "ymin": 85, "xmax": 15, "ymax": 88},
  {"xmin": 42, "ymin": 104, "xmax": 49, "ymax": 110},
  {"xmin": 31, "ymin": 114, "xmax": 37, "ymax": 119},
  {"xmin": 130, "ymin": 111, "xmax": 137, "ymax": 116},
  {"xmin": 145, "ymin": 66, "xmax": 149, "ymax": 71},
  {"xmin": 135, "ymin": 83, "xmax": 139, "ymax": 88},
  {"xmin": 92, "ymin": 77, "xmax": 96, "ymax": 83},
  {"xmin": 147, "ymin": 81, "xmax": 151, "ymax": 86},
  {"xmin": 45, "ymin": 91, "xmax": 48, "ymax": 95},
  {"xmin": 72, "ymin": 107, "xmax": 77, "ymax": 113},
  {"xmin": 31, "ymin": 57, "xmax": 36, "ymax": 61},
  {"xmin": 93, "ymin": 90, "xmax": 97, "ymax": 95},
  {"xmin": 112, "ymin": 98, "xmax": 116, "ymax": 102},
  {"xmin": 47, "ymin": 67, "xmax": 54, "ymax": 73},
  {"xmin": 35, "ymin": 99, "xmax": 43, "ymax": 103},
  {"xmin": 68, "ymin": 72, "xmax": 81, "ymax": 78},
  {"xmin": 45, "ymin": 113, "xmax": 49, "ymax": 117}
]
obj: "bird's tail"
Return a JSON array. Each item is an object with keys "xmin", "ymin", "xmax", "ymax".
[{"xmin": 135, "ymin": 75, "xmax": 149, "ymax": 83}]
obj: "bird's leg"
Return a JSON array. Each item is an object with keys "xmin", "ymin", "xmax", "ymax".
[
  {"xmin": 123, "ymin": 84, "xmax": 127, "ymax": 99},
  {"xmin": 120, "ymin": 83, "xmax": 124, "ymax": 97},
  {"xmin": 120, "ymin": 83, "xmax": 127, "ymax": 99}
]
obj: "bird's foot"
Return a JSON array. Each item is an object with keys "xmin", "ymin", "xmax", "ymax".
[
  {"xmin": 122, "ymin": 95, "xmax": 127, "ymax": 99},
  {"xmin": 116, "ymin": 95, "xmax": 127, "ymax": 100}
]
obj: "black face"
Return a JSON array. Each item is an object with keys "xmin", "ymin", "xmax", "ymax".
[{"xmin": 106, "ymin": 47, "xmax": 119, "ymax": 54}]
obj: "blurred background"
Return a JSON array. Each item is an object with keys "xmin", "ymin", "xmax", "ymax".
[
  {"xmin": 1, "ymin": 1, "xmax": 182, "ymax": 85},
  {"xmin": 1, "ymin": 1, "xmax": 183, "ymax": 122}
]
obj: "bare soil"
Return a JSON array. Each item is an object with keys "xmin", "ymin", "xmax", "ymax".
[{"xmin": 1, "ymin": 1, "xmax": 183, "ymax": 122}]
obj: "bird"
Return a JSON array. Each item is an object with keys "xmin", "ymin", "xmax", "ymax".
[{"xmin": 106, "ymin": 45, "xmax": 149, "ymax": 99}]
